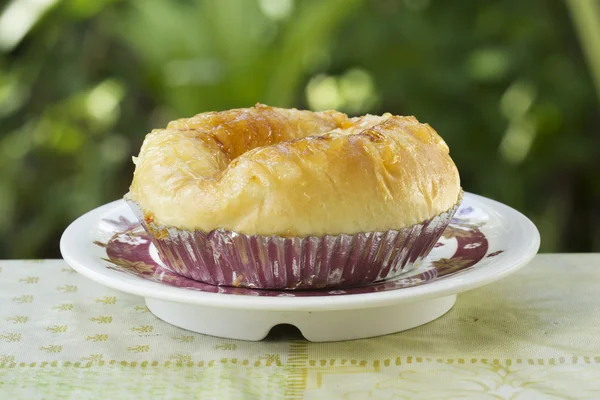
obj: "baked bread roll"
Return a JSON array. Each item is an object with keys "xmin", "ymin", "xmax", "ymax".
[{"xmin": 126, "ymin": 104, "xmax": 460, "ymax": 237}]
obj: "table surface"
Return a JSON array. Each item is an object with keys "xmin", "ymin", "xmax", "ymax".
[{"xmin": 1, "ymin": 254, "xmax": 600, "ymax": 399}]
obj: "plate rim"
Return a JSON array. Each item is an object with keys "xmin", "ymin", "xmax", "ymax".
[{"xmin": 60, "ymin": 192, "xmax": 540, "ymax": 311}]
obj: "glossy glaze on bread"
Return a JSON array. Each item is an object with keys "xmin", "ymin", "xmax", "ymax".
[{"xmin": 126, "ymin": 104, "xmax": 461, "ymax": 237}]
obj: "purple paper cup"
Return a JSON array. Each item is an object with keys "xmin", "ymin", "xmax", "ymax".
[{"xmin": 126, "ymin": 199, "xmax": 460, "ymax": 290}]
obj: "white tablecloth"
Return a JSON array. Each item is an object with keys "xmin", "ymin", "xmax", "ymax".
[{"xmin": 1, "ymin": 254, "xmax": 600, "ymax": 399}]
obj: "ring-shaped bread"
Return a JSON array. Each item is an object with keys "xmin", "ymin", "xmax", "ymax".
[{"xmin": 127, "ymin": 104, "xmax": 461, "ymax": 237}]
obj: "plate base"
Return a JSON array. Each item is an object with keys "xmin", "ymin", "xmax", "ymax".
[{"xmin": 145, "ymin": 295, "xmax": 457, "ymax": 342}]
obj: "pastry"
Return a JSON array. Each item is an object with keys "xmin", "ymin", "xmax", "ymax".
[{"xmin": 126, "ymin": 104, "xmax": 461, "ymax": 289}]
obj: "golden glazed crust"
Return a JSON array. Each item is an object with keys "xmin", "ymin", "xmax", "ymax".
[{"xmin": 126, "ymin": 104, "xmax": 461, "ymax": 236}]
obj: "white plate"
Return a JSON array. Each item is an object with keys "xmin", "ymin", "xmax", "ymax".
[{"xmin": 60, "ymin": 192, "xmax": 539, "ymax": 341}]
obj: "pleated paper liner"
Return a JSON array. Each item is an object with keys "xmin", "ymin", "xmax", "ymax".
[{"xmin": 126, "ymin": 199, "xmax": 460, "ymax": 290}]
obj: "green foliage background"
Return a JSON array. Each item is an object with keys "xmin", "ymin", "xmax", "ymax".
[{"xmin": 0, "ymin": 0, "xmax": 599, "ymax": 259}]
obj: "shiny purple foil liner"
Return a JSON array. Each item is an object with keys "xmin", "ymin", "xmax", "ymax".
[{"xmin": 126, "ymin": 200, "xmax": 460, "ymax": 290}]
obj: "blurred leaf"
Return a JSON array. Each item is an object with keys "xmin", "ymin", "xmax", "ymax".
[{"xmin": 265, "ymin": 0, "xmax": 362, "ymax": 106}]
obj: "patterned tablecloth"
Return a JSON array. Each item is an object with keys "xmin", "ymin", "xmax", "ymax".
[{"xmin": 1, "ymin": 254, "xmax": 600, "ymax": 399}]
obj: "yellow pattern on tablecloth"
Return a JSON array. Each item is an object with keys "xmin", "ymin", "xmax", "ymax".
[{"xmin": 0, "ymin": 256, "xmax": 599, "ymax": 399}]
